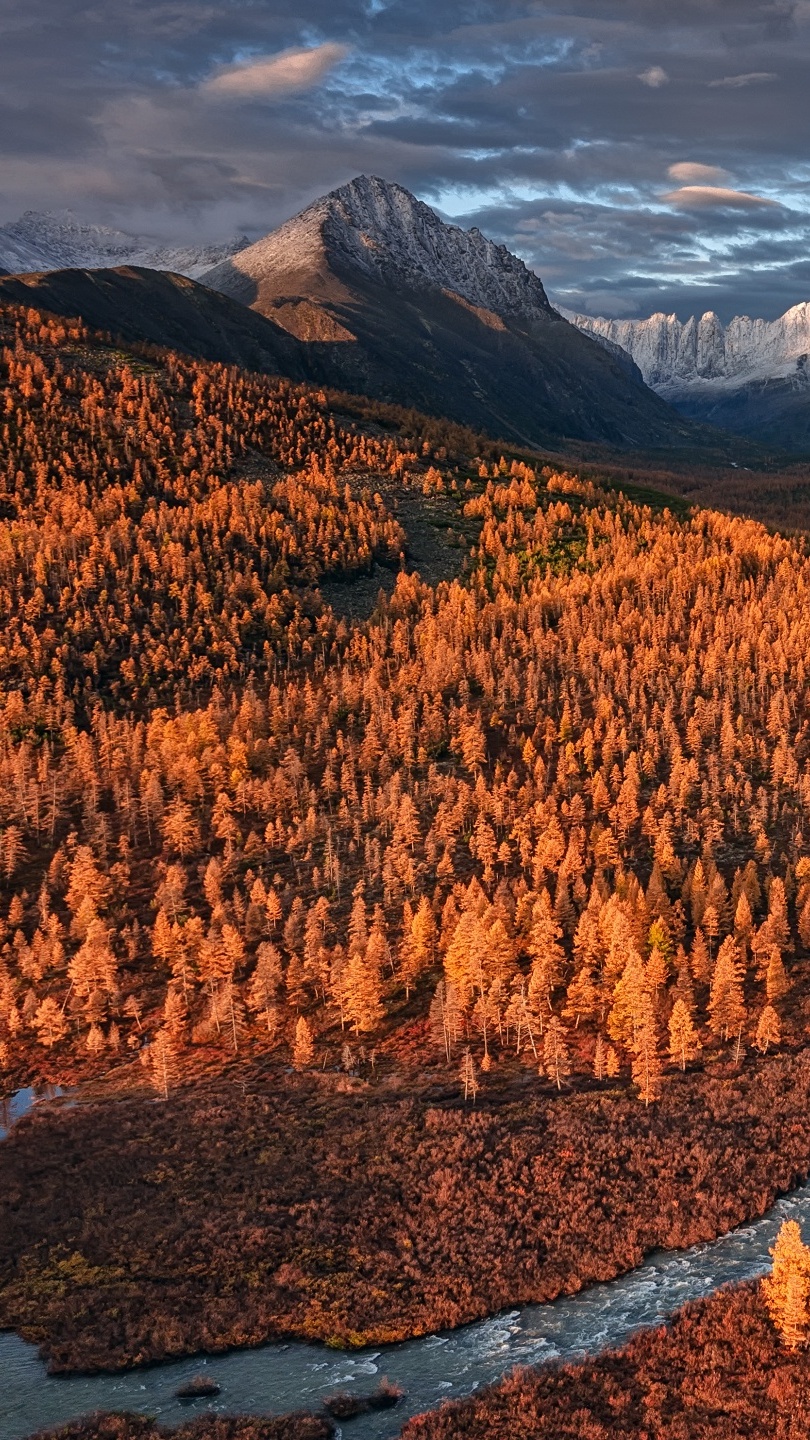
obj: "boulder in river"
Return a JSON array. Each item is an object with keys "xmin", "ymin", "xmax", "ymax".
[
  {"xmin": 175, "ymin": 1374, "xmax": 222, "ymax": 1400},
  {"xmin": 323, "ymin": 1379, "xmax": 404, "ymax": 1419}
]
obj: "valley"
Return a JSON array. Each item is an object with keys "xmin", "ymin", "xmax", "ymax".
[
  {"xmin": 569, "ymin": 303, "xmax": 810, "ymax": 450},
  {"xmin": 3, "ymin": 174, "xmax": 810, "ymax": 1440}
]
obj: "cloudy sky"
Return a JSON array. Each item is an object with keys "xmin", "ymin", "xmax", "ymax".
[{"xmin": 2, "ymin": 0, "xmax": 810, "ymax": 319}]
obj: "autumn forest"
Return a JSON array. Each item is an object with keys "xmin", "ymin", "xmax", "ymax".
[
  {"xmin": 2, "ymin": 300, "xmax": 810, "ymax": 1098},
  {"xmin": 5, "ymin": 297, "xmax": 810, "ymax": 1436}
]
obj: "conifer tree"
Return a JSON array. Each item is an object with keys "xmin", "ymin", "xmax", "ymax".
[
  {"xmin": 247, "ymin": 943, "xmax": 282, "ymax": 1031},
  {"xmin": 734, "ymin": 890, "xmax": 754, "ymax": 956},
  {"xmin": 85, "ymin": 1022, "xmax": 105, "ymax": 1055},
  {"xmin": 632, "ymin": 994, "xmax": 662, "ymax": 1105},
  {"xmin": 767, "ymin": 876, "xmax": 790, "ymax": 949},
  {"xmin": 562, "ymin": 964, "xmax": 598, "ymax": 1028},
  {"xmin": 765, "ymin": 946, "xmax": 789, "ymax": 1003},
  {"xmin": 460, "ymin": 1047, "xmax": 478, "ymax": 1102},
  {"xmin": 543, "ymin": 1015, "xmax": 571, "ymax": 1090},
  {"xmin": 344, "ymin": 948, "xmax": 384, "ymax": 1034},
  {"xmin": 527, "ymin": 891, "xmax": 566, "ymax": 1006},
  {"xmin": 505, "ymin": 980, "xmax": 538, "ymax": 1058},
  {"xmin": 755, "ymin": 1003, "xmax": 781, "ymax": 1054},
  {"xmin": 607, "ymin": 947, "xmax": 646, "ymax": 1051},
  {"xmin": 429, "ymin": 980, "xmax": 451, "ymax": 1062},
  {"xmin": 763, "ymin": 1220, "xmax": 810, "ymax": 1350},
  {"xmin": 148, "ymin": 1028, "xmax": 177, "ymax": 1100},
  {"xmin": 220, "ymin": 978, "xmax": 247, "ymax": 1054},
  {"xmin": 32, "ymin": 995, "xmax": 67, "ymax": 1049},
  {"xmin": 708, "ymin": 936, "xmax": 746, "ymax": 1042},
  {"xmin": 606, "ymin": 1044, "xmax": 621, "ymax": 1077},
  {"xmin": 689, "ymin": 928, "xmax": 712, "ymax": 985},
  {"xmin": 400, "ymin": 894, "xmax": 436, "ymax": 996},
  {"xmin": 292, "ymin": 1015, "xmax": 315, "ymax": 1069},
  {"xmin": 163, "ymin": 986, "xmax": 187, "ymax": 1043},
  {"xmin": 668, "ymin": 997, "xmax": 701, "ymax": 1070}
]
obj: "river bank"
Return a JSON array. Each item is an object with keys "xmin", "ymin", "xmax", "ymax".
[
  {"xmin": 4, "ymin": 1052, "xmax": 810, "ymax": 1374},
  {"xmin": 399, "ymin": 1280, "xmax": 806, "ymax": 1440},
  {"xmin": 7, "ymin": 1178, "xmax": 810, "ymax": 1440}
]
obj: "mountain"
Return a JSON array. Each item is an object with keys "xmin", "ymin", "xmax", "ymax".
[
  {"xmin": 566, "ymin": 305, "xmax": 810, "ymax": 448},
  {"xmin": 0, "ymin": 210, "xmax": 249, "ymax": 280},
  {"xmin": 0, "ymin": 267, "xmax": 313, "ymax": 378},
  {"xmin": 200, "ymin": 175, "xmax": 702, "ymax": 450}
]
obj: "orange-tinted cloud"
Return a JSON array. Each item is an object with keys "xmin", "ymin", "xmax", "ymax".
[
  {"xmin": 203, "ymin": 44, "xmax": 349, "ymax": 100},
  {"xmin": 662, "ymin": 185, "xmax": 779, "ymax": 209}
]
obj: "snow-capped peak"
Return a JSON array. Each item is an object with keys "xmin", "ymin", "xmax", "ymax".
[
  {"xmin": 563, "ymin": 303, "xmax": 810, "ymax": 395},
  {"xmin": 0, "ymin": 209, "xmax": 249, "ymax": 281},
  {"xmin": 202, "ymin": 175, "xmax": 554, "ymax": 320}
]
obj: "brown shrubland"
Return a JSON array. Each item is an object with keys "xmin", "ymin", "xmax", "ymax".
[
  {"xmin": 23, "ymin": 1415, "xmax": 334, "ymax": 1440},
  {"xmin": 399, "ymin": 1280, "xmax": 810, "ymax": 1440},
  {"xmin": 4, "ymin": 1051, "xmax": 810, "ymax": 1370}
]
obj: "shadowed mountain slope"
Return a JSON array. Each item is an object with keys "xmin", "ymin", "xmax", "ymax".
[
  {"xmin": 200, "ymin": 176, "xmax": 703, "ymax": 450},
  {"xmin": 0, "ymin": 266, "xmax": 312, "ymax": 378}
]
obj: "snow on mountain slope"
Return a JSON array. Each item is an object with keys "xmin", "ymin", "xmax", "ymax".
[
  {"xmin": 0, "ymin": 211, "xmax": 249, "ymax": 280},
  {"xmin": 564, "ymin": 304, "xmax": 810, "ymax": 396},
  {"xmin": 202, "ymin": 175, "xmax": 555, "ymax": 321},
  {"xmin": 200, "ymin": 175, "xmax": 708, "ymax": 451},
  {"xmin": 562, "ymin": 303, "xmax": 810, "ymax": 445}
]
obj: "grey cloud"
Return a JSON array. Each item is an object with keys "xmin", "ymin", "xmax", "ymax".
[
  {"xmin": 1, "ymin": 0, "xmax": 809, "ymax": 314},
  {"xmin": 708, "ymin": 71, "xmax": 778, "ymax": 85}
]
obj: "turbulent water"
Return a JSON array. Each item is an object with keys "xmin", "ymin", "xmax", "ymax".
[{"xmin": 3, "ymin": 1164, "xmax": 810, "ymax": 1440}]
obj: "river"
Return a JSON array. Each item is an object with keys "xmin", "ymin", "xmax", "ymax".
[{"xmin": 2, "ymin": 1137, "xmax": 808, "ymax": 1440}]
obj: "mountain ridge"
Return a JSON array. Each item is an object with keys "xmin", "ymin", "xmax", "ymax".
[
  {"xmin": 200, "ymin": 175, "xmax": 702, "ymax": 450},
  {"xmin": 566, "ymin": 303, "xmax": 810, "ymax": 446},
  {"xmin": 566, "ymin": 303, "xmax": 810, "ymax": 390},
  {"xmin": 0, "ymin": 209, "xmax": 249, "ymax": 280}
]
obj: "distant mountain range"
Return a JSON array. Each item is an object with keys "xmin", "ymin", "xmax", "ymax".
[
  {"xmin": 0, "ymin": 210, "xmax": 249, "ymax": 280},
  {"xmin": 566, "ymin": 306, "xmax": 810, "ymax": 448}
]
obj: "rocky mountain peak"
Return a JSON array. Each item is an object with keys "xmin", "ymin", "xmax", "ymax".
[
  {"xmin": 202, "ymin": 175, "xmax": 553, "ymax": 321},
  {"xmin": 565, "ymin": 303, "xmax": 810, "ymax": 393}
]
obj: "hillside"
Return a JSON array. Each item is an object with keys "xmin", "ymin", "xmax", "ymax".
[
  {"xmin": 3, "ymin": 301, "xmax": 810, "ymax": 1376},
  {"xmin": 201, "ymin": 176, "xmax": 702, "ymax": 450},
  {"xmin": 0, "ymin": 267, "xmax": 313, "ymax": 379}
]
